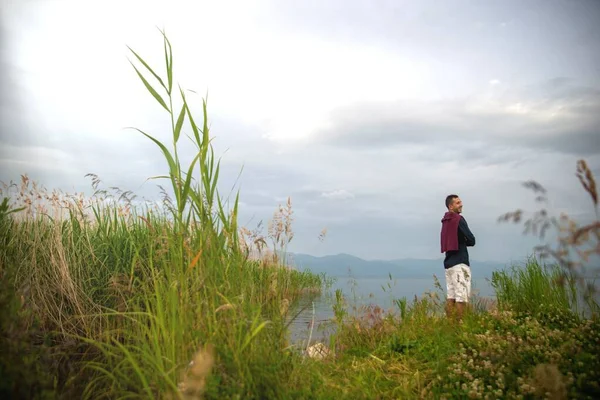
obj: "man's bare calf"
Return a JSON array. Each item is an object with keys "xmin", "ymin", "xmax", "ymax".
[{"xmin": 446, "ymin": 299, "xmax": 467, "ymax": 322}]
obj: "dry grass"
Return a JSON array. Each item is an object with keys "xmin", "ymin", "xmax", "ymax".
[
  {"xmin": 239, "ymin": 196, "xmax": 296, "ymax": 268},
  {"xmin": 530, "ymin": 363, "xmax": 568, "ymax": 400},
  {"xmin": 178, "ymin": 344, "xmax": 215, "ymax": 400}
]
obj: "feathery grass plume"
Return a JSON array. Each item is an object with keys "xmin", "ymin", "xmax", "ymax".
[
  {"xmin": 576, "ymin": 159, "xmax": 598, "ymax": 209},
  {"xmin": 238, "ymin": 223, "xmax": 267, "ymax": 260},
  {"xmin": 178, "ymin": 344, "xmax": 215, "ymax": 399},
  {"xmin": 268, "ymin": 197, "xmax": 294, "ymax": 265},
  {"xmin": 280, "ymin": 298, "xmax": 290, "ymax": 317},
  {"xmin": 239, "ymin": 198, "xmax": 299, "ymax": 270},
  {"xmin": 529, "ymin": 363, "xmax": 568, "ymax": 400},
  {"xmin": 318, "ymin": 227, "xmax": 328, "ymax": 242},
  {"xmin": 214, "ymin": 303, "xmax": 234, "ymax": 313}
]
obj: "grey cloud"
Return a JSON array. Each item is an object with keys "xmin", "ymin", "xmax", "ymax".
[
  {"xmin": 315, "ymin": 79, "xmax": 600, "ymax": 156},
  {"xmin": 0, "ymin": 40, "xmax": 26, "ymax": 150},
  {"xmin": 520, "ymin": 78, "xmax": 600, "ymax": 106},
  {"xmin": 419, "ymin": 143, "xmax": 533, "ymax": 170},
  {"xmin": 320, "ymin": 189, "xmax": 354, "ymax": 200},
  {"xmin": 264, "ymin": 1, "xmax": 600, "ymax": 87}
]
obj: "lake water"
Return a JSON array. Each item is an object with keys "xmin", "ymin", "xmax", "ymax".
[{"xmin": 287, "ymin": 273, "xmax": 495, "ymax": 345}]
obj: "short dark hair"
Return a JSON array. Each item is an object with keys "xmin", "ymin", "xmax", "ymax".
[{"xmin": 445, "ymin": 194, "xmax": 459, "ymax": 209}]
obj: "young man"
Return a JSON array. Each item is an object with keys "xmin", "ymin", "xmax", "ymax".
[{"xmin": 440, "ymin": 194, "xmax": 476, "ymax": 321}]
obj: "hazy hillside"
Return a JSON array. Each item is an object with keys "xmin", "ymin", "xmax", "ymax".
[{"xmin": 288, "ymin": 253, "xmax": 511, "ymax": 280}]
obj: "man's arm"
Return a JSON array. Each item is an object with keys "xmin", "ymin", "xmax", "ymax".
[{"xmin": 459, "ymin": 217, "xmax": 476, "ymax": 247}]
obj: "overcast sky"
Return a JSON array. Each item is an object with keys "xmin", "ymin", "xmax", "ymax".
[{"xmin": 1, "ymin": 0, "xmax": 599, "ymax": 263}]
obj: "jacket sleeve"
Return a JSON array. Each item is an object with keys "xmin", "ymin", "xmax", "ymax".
[{"xmin": 459, "ymin": 217, "xmax": 476, "ymax": 247}]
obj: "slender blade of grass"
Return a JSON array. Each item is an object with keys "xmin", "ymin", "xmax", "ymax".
[
  {"xmin": 111, "ymin": 339, "xmax": 154, "ymax": 399},
  {"xmin": 210, "ymin": 158, "xmax": 220, "ymax": 203},
  {"xmin": 240, "ymin": 319, "xmax": 271, "ymax": 353},
  {"xmin": 160, "ymin": 29, "xmax": 173, "ymax": 94},
  {"xmin": 201, "ymin": 99, "xmax": 210, "ymax": 159},
  {"xmin": 145, "ymin": 175, "xmax": 171, "ymax": 181},
  {"xmin": 128, "ymin": 61, "xmax": 170, "ymax": 113},
  {"xmin": 127, "ymin": 46, "xmax": 167, "ymax": 91},
  {"xmin": 173, "ymin": 103, "xmax": 186, "ymax": 144},
  {"xmin": 180, "ymin": 152, "xmax": 202, "ymax": 213},
  {"xmin": 181, "ymin": 89, "xmax": 201, "ymax": 146},
  {"xmin": 126, "ymin": 127, "xmax": 180, "ymax": 210}
]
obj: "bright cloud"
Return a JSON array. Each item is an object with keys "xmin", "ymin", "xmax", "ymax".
[{"xmin": 321, "ymin": 190, "xmax": 355, "ymax": 200}]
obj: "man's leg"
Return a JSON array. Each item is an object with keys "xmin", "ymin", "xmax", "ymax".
[
  {"xmin": 455, "ymin": 301, "xmax": 466, "ymax": 320},
  {"xmin": 445, "ymin": 267, "xmax": 456, "ymax": 319},
  {"xmin": 446, "ymin": 298, "xmax": 456, "ymax": 319},
  {"xmin": 454, "ymin": 265, "xmax": 472, "ymax": 321}
]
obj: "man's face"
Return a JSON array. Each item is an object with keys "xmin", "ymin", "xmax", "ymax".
[{"xmin": 450, "ymin": 197, "xmax": 463, "ymax": 213}]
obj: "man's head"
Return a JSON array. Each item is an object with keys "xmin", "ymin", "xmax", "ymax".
[{"xmin": 445, "ymin": 194, "xmax": 463, "ymax": 213}]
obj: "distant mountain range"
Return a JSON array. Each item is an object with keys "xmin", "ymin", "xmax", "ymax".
[{"xmin": 286, "ymin": 253, "xmax": 513, "ymax": 280}]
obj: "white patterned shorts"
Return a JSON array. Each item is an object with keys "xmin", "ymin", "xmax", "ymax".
[{"xmin": 445, "ymin": 263, "xmax": 471, "ymax": 303}]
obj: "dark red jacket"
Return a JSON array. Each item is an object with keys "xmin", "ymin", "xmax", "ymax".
[
  {"xmin": 441, "ymin": 212, "xmax": 476, "ymax": 268},
  {"xmin": 440, "ymin": 211, "xmax": 461, "ymax": 253}
]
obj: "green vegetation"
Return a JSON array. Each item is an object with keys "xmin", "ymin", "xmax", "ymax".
[
  {"xmin": 492, "ymin": 257, "xmax": 582, "ymax": 320},
  {"xmin": 1, "ymin": 32, "xmax": 598, "ymax": 399}
]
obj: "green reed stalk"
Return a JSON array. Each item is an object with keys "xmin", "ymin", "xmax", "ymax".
[{"xmin": 127, "ymin": 29, "xmax": 240, "ymax": 268}]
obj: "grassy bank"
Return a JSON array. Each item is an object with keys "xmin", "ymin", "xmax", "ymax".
[
  {"xmin": 2, "ymin": 195, "xmax": 599, "ymax": 399},
  {"xmin": 1, "ymin": 33, "xmax": 598, "ymax": 399},
  {"xmin": 0, "ymin": 175, "xmax": 324, "ymax": 399},
  {"xmin": 298, "ymin": 259, "xmax": 599, "ymax": 399}
]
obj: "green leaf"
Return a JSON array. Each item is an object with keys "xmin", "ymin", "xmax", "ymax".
[
  {"xmin": 144, "ymin": 175, "xmax": 170, "ymax": 182},
  {"xmin": 6, "ymin": 206, "xmax": 26, "ymax": 216},
  {"xmin": 127, "ymin": 127, "xmax": 180, "ymax": 206},
  {"xmin": 187, "ymin": 190, "xmax": 203, "ymax": 215},
  {"xmin": 230, "ymin": 191, "xmax": 240, "ymax": 247},
  {"xmin": 173, "ymin": 103, "xmax": 186, "ymax": 144},
  {"xmin": 180, "ymin": 152, "xmax": 202, "ymax": 213},
  {"xmin": 161, "ymin": 30, "xmax": 173, "ymax": 94},
  {"xmin": 201, "ymin": 98, "xmax": 210, "ymax": 159},
  {"xmin": 111, "ymin": 339, "xmax": 154, "ymax": 399},
  {"xmin": 127, "ymin": 46, "xmax": 167, "ymax": 91},
  {"xmin": 240, "ymin": 319, "xmax": 271, "ymax": 353},
  {"xmin": 202, "ymin": 171, "xmax": 211, "ymax": 209},
  {"xmin": 129, "ymin": 61, "xmax": 170, "ymax": 113},
  {"xmin": 217, "ymin": 195, "xmax": 226, "ymax": 224},
  {"xmin": 210, "ymin": 158, "xmax": 220, "ymax": 202},
  {"xmin": 180, "ymin": 87, "xmax": 201, "ymax": 145}
]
